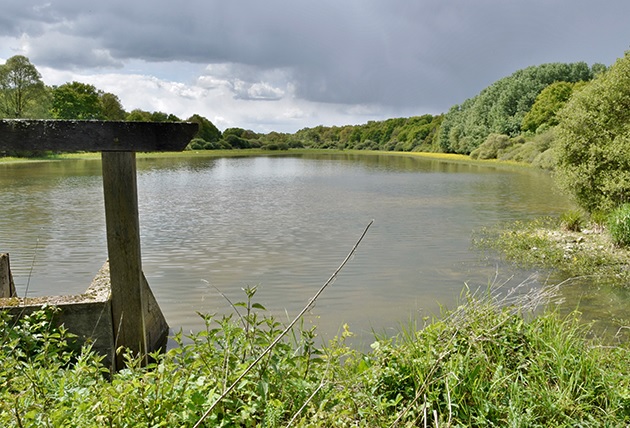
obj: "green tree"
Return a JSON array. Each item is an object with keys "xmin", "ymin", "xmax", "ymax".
[
  {"xmin": 126, "ymin": 108, "xmax": 152, "ymax": 122},
  {"xmin": 521, "ymin": 81, "xmax": 581, "ymax": 133},
  {"xmin": 150, "ymin": 111, "xmax": 180, "ymax": 122},
  {"xmin": 51, "ymin": 81, "xmax": 103, "ymax": 119},
  {"xmin": 0, "ymin": 55, "xmax": 48, "ymax": 118},
  {"xmin": 437, "ymin": 62, "xmax": 594, "ymax": 154},
  {"xmin": 100, "ymin": 92, "xmax": 127, "ymax": 120},
  {"xmin": 554, "ymin": 52, "xmax": 630, "ymax": 213},
  {"xmin": 187, "ymin": 114, "xmax": 221, "ymax": 142}
]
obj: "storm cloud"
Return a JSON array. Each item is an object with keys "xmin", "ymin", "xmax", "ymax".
[{"xmin": 2, "ymin": 0, "xmax": 630, "ymax": 131}]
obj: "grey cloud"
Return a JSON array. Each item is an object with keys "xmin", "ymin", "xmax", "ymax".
[
  {"xmin": 3, "ymin": 0, "xmax": 630, "ymax": 112},
  {"xmin": 199, "ymin": 63, "xmax": 290, "ymax": 101}
]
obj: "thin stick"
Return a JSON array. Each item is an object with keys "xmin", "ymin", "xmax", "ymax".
[
  {"xmin": 286, "ymin": 377, "xmax": 327, "ymax": 427},
  {"xmin": 23, "ymin": 236, "xmax": 40, "ymax": 299},
  {"xmin": 202, "ymin": 280, "xmax": 246, "ymax": 330},
  {"xmin": 193, "ymin": 220, "xmax": 374, "ymax": 428}
]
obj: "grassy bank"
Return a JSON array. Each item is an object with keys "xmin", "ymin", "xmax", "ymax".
[
  {"xmin": 0, "ymin": 148, "xmax": 532, "ymax": 167},
  {"xmin": 474, "ymin": 216, "xmax": 630, "ymax": 288},
  {"xmin": 1, "ymin": 284, "xmax": 629, "ymax": 427}
]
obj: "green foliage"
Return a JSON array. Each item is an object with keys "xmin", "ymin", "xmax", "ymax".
[
  {"xmin": 187, "ymin": 113, "xmax": 222, "ymax": 143},
  {"xmin": 0, "ymin": 55, "xmax": 49, "ymax": 119},
  {"xmin": 51, "ymin": 81, "xmax": 104, "ymax": 120},
  {"xmin": 438, "ymin": 62, "xmax": 596, "ymax": 154},
  {"xmin": 293, "ymin": 114, "xmax": 442, "ymax": 152},
  {"xmin": 521, "ymin": 81, "xmax": 586, "ymax": 133},
  {"xmin": 220, "ymin": 127, "xmax": 262, "ymax": 149},
  {"xmin": 99, "ymin": 92, "xmax": 127, "ymax": 120},
  {"xmin": 51, "ymin": 82, "xmax": 135, "ymax": 121},
  {"xmin": 474, "ymin": 217, "xmax": 630, "ymax": 285},
  {"xmin": 125, "ymin": 108, "xmax": 180, "ymax": 122},
  {"xmin": 560, "ymin": 210, "xmax": 585, "ymax": 232},
  {"xmin": 607, "ymin": 204, "xmax": 630, "ymax": 247},
  {"xmin": 126, "ymin": 108, "xmax": 152, "ymax": 121},
  {"xmin": 554, "ymin": 52, "xmax": 630, "ymax": 213},
  {"xmin": 494, "ymin": 130, "xmax": 556, "ymax": 164},
  {"xmin": 2, "ymin": 287, "xmax": 630, "ymax": 426},
  {"xmin": 470, "ymin": 133, "xmax": 512, "ymax": 159}
]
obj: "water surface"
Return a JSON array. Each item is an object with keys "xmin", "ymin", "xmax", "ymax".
[{"xmin": 2, "ymin": 153, "xmax": 616, "ymax": 345}]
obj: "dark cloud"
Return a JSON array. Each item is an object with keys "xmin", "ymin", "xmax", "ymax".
[{"xmin": 3, "ymin": 0, "xmax": 630, "ymax": 113}]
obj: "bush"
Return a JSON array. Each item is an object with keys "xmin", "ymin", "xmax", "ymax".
[
  {"xmin": 2, "ymin": 287, "xmax": 629, "ymax": 426},
  {"xmin": 261, "ymin": 142, "xmax": 289, "ymax": 151},
  {"xmin": 554, "ymin": 52, "xmax": 630, "ymax": 213},
  {"xmin": 470, "ymin": 133, "xmax": 513, "ymax": 159},
  {"xmin": 608, "ymin": 203, "xmax": 630, "ymax": 247}
]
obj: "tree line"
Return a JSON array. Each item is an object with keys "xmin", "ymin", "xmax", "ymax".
[{"xmin": 4, "ymin": 52, "xmax": 630, "ymax": 216}]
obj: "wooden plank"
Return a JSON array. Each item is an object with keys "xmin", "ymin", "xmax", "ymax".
[
  {"xmin": 0, "ymin": 119, "xmax": 198, "ymax": 152},
  {"xmin": 101, "ymin": 151, "xmax": 147, "ymax": 368},
  {"xmin": 0, "ymin": 253, "xmax": 16, "ymax": 298}
]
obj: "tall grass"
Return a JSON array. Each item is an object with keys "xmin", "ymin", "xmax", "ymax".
[{"xmin": 1, "ymin": 279, "xmax": 628, "ymax": 426}]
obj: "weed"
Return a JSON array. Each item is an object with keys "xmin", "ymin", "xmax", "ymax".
[
  {"xmin": 608, "ymin": 203, "xmax": 630, "ymax": 247},
  {"xmin": 560, "ymin": 209, "xmax": 585, "ymax": 232},
  {"xmin": 1, "ymin": 283, "xmax": 629, "ymax": 426}
]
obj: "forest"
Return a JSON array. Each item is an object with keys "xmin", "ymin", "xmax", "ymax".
[
  {"xmin": 0, "ymin": 54, "xmax": 607, "ymax": 156},
  {"xmin": 0, "ymin": 55, "xmax": 601, "ymax": 156}
]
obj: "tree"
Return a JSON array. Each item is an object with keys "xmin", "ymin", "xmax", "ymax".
[
  {"xmin": 521, "ymin": 81, "xmax": 584, "ymax": 133},
  {"xmin": 51, "ymin": 82, "xmax": 103, "ymax": 119},
  {"xmin": 100, "ymin": 92, "xmax": 127, "ymax": 120},
  {"xmin": 150, "ymin": 111, "xmax": 180, "ymax": 122},
  {"xmin": 554, "ymin": 52, "xmax": 630, "ymax": 213},
  {"xmin": 437, "ymin": 62, "xmax": 595, "ymax": 154},
  {"xmin": 0, "ymin": 55, "xmax": 47, "ymax": 118},
  {"xmin": 126, "ymin": 109, "xmax": 152, "ymax": 122},
  {"xmin": 187, "ymin": 114, "xmax": 221, "ymax": 142}
]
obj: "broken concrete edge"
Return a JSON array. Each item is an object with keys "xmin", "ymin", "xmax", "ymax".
[{"xmin": 0, "ymin": 261, "xmax": 169, "ymax": 372}]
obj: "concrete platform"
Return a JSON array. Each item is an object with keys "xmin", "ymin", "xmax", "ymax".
[{"xmin": 0, "ymin": 261, "xmax": 169, "ymax": 372}]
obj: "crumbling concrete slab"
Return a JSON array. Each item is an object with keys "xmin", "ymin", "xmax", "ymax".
[{"xmin": 0, "ymin": 261, "xmax": 168, "ymax": 372}]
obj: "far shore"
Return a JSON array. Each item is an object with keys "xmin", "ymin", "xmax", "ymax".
[{"xmin": 0, "ymin": 148, "xmax": 532, "ymax": 170}]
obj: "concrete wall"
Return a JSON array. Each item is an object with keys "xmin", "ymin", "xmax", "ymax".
[{"xmin": 0, "ymin": 261, "xmax": 169, "ymax": 372}]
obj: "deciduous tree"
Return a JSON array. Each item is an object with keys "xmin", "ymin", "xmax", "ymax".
[
  {"xmin": 0, "ymin": 55, "xmax": 47, "ymax": 118},
  {"xmin": 554, "ymin": 52, "xmax": 630, "ymax": 213},
  {"xmin": 51, "ymin": 82, "xmax": 103, "ymax": 119}
]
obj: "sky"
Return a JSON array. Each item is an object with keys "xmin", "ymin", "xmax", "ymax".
[{"xmin": 1, "ymin": 1, "xmax": 629, "ymax": 133}]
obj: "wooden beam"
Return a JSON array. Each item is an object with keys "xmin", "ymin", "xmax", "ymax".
[
  {"xmin": 0, "ymin": 119, "xmax": 198, "ymax": 152},
  {"xmin": 101, "ymin": 151, "xmax": 147, "ymax": 368},
  {"xmin": 0, "ymin": 253, "xmax": 16, "ymax": 298}
]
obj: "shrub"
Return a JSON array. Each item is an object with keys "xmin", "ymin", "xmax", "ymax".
[
  {"xmin": 262, "ymin": 142, "xmax": 289, "ymax": 151},
  {"xmin": 608, "ymin": 203, "xmax": 630, "ymax": 247},
  {"xmin": 531, "ymin": 147, "xmax": 557, "ymax": 170},
  {"xmin": 186, "ymin": 137, "xmax": 207, "ymax": 150},
  {"xmin": 470, "ymin": 133, "xmax": 512, "ymax": 159},
  {"xmin": 2, "ymin": 287, "xmax": 630, "ymax": 426},
  {"xmin": 554, "ymin": 52, "xmax": 630, "ymax": 213}
]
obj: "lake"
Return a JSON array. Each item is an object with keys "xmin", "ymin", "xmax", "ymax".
[{"xmin": 1, "ymin": 153, "xmax": 625, "ymax": 346}]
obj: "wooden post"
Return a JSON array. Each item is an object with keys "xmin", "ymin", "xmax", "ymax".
[
  {"xmin": 101, "ymin": 151, "xmax": 147, "ymax": 368},
  {"xmin": 0, "ymin": 253, "xmax": 16, "ymax": 298},
  {"xmin": 0, "ymin": 119, "xmax": 198, "ymax": 370}
]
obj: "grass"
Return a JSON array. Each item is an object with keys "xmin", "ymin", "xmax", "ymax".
[
  {"xmin": 473, "ymin": 216, "xmax": 630, "ymax": 287},
  {"xmin": 1, "ymin": 282, "xmax": 629, "ymax": 427},
  {"xmin": 1, "ymin": 147, "xmax": 534, "ymax": 168}
]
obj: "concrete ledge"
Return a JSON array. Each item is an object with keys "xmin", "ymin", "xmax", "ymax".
[{"xmin": 0, "ymin": 261, "xmax": 169, "ymax": 371}]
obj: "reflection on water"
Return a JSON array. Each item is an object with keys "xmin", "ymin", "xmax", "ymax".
[{"xmin": 1, "ymin": 154, "xmax": 623, "ymax": 346}]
